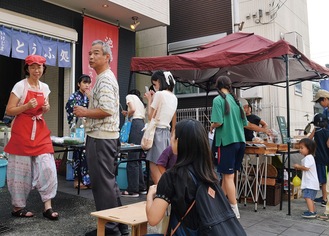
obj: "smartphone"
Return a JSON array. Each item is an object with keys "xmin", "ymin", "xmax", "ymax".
[{"xmin": 145, "ymin": 86, "xmax": 149, "ymax": 93}]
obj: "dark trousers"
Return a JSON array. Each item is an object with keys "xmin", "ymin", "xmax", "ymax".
[
  {"xmin": 86, "ymin": 136, "xmax": 125, "ymax": 232},
  {"xmin": 127, "ymin": 119, "xmax": 146, "ymax": 192}
]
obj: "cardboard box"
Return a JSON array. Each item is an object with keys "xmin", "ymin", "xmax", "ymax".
[
  {"xmin": 295, "ymin": 186, "xmax": 302, "ymax": 199},
  {"xmin": 283, "ymin": 182, "xmax": 300, "ymax": 200},
  {"xmin": 277, "ymin": 144, "xmax": 288, "ymax": 152},
  {"xmin": 66, "ymin": 162, "xmax": 74, "ymax": 181},
  {"xmin": 259, "ymin": 183, "xmax": 281, "ymax": 206}
]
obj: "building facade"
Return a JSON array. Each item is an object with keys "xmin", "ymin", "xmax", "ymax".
[
  {"xmin": 0, "ymin": 0, "xmax": 169, "ymax": 136},
  {"xmin": 136, "ymin": 0, "xmax": 314, "ymax": 136},
  {"xmin": 0, "ymin": 0, "xmax": 316, "ymax": 139}
]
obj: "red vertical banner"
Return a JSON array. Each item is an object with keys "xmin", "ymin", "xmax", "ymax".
[{"xmin": 82, "ymin": 16, "xmax": 119, "ymax": 88}]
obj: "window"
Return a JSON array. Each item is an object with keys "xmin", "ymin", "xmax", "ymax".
[
  {"xmin": 174, "ymin": 83, "xmax": 210, "ymax": 95},
  {"xmin": 295, "ymin": 82, "xmax": 302, "ymax": 95},
  {"xmin": 168, "ymin": 33, "xmax": 227, "ymax": 97}
]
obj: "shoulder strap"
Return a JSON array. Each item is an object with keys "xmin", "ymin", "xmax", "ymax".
[
  {"xmin": 188, "ymin": 166, "xmax": 197, "ymax": 183},
  {"xmin": 170, "ymin": 200, "xmax": 196, "ymax": 236},
  {"xmin": 170, "ymin": 167, "xmax": 197, "ymax": 236},
  {"xmin": 18, "ymin": 79, "xmax": 29, "ymax": 106}
]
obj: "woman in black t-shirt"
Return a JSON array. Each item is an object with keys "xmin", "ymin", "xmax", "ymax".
[
  {"xmin": 240, "ymin": 99, "xmax": 268, "ymax": 141},
  {"xmin": 145, "ymin": 119, "xmax": 219, "ymax": 233}
]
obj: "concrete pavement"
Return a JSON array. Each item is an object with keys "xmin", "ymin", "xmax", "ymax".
[{"xmin": 1, "ymin": 175, "xmax": 329, "ymax": 235}]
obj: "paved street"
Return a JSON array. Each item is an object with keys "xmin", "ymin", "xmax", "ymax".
[{"xmin": 1, "ymin": 175, "xmax": 329, "ymax": 235}]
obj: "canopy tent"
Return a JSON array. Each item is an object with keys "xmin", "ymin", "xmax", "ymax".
[
  {"xmin": 130, "ymin": 32, "xmax": 329, "ymax": 215},
  {"xmin": 131, "ymin": 32, "xmax": 329, "ymax": 91}
]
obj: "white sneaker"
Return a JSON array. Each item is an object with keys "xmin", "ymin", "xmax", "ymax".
[{"xmin": 231, "ymin": 204, "xmax": 240, "ymax": 219}]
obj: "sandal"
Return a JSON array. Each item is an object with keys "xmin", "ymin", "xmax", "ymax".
[
  {"xmin": 11, "ymin": 208, "xmax": 34, "ymax": 218},
  {"xmin": 74, "ymin": 183, "xmax": 88, "ymax": 190},
  {"xmin": 43, "ymin": 208, "xmax": 59, "ymax": 220},
  {"xmin": 318, "ymin": 213, "xmax": 329, "ymax": 220},
  {"xmin": 121, "ymin": 191, "xmax": 139, "ymax": 198}
]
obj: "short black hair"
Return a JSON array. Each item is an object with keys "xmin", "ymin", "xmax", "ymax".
[
  {"xmin": 151, "ymin": 70, "xmax": 175, "ymax": 92},
  {"xmin": 78, "ymin": 74, "xmax": 91, "ymax": 84}
]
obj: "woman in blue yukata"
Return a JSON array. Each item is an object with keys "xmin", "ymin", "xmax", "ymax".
[{"xmin": 65, "ymin": 74, "xmax": 91, "ymax": 189}]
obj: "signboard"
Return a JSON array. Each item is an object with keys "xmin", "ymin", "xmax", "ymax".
[
  {"xmin": 82, "ymin": 16, "xmax": 119, "ymax": 88},
  {"xmin": 276, "ymin": 116, "xmax": 289, "ymax": 144},
  {"xmin": 0, "ymin": 27, "xmax": 71, "ymax": 67}
]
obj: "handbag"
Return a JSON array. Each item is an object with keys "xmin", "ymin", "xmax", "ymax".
[
  {"xmin": 141, "ymin": 118, "xmax": 157, "ymax": 150},
  {"xmin": 141, "ymin": 93, "xmax": 163, "ymax": 150},
  {"xmin": 2, "ymin": 113, "xmax": 15, "ymax": 126},
  {"xmin": 119, "ymin": 117, "xmax": 132, "ymax": 143}
]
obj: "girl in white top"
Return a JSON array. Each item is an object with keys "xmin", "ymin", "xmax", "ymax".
[
  {"xmin": 294, "ymin": 138, "xmax": 319, "ymax": 218},
  {"xmin": 121, "ymin": 89, "xmax": 147, "ymax": 197},
  {"xmin": 144, "ymin": 71, "xmax": 178, "ymax": 184}
]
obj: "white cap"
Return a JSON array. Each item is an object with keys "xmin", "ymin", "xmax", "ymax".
[{"xmin": 239, "ymin": 98, "xmax": 249, "ymax": 107}]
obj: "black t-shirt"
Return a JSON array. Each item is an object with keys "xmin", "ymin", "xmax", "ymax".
[
  {"xmin": 314, "ymin": 127, "xmax": 329, "ymax": 165},
  {"xmin": 244, "ymin": 114, "xmax": 261, "ymax": 141},
  {"xmin": 155, "ymin": 167, "xmax": 199, "ymax": 230}
]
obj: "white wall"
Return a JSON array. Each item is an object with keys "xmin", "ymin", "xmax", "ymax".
[
  {"xmin": 112, "ymin": 0, "xmax": 170, "ymax": 25},
  {"xmin": 135, "ymin": 26, "xmax": 168, "ymax": 100},
  {"xmin": 239, "ymin": 0, "xmax": 313, "ymax": 136}
]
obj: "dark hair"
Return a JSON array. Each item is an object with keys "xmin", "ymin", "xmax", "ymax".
[
  {"xmin": 78, "ymin": 74, "xmax": 91, "ymax": 84},
  {"xmin": 149, "ymin": 85, "xmax": 155, "ymax": 92},
  {"xmin": 151, "ymin": 70, "xmax": 175, "ymax": 92},
  {"xmin": 128, "ymin": 89, "xmax": 145, "ymax": 106},
  {"xmin": 247, "ymin": 103, "xmax": 252, "ymax": 113},
  {"xmin": 316, "ymin": 97, "xmax": 325, "ymax": 103},
  {"xmin": 24, "ymin": 64, "xmax": 47, "ymax": 76},
  {"xmin": 172, "ymin": 119, "xmax": 218, "ymax": 184},
  {"xmin": 299, "ymin": 138, "xmax": 316, "ymax": 155},
  {"xmin": 215, "ymin": 76, "xmax": 245, "ymax": 119}
]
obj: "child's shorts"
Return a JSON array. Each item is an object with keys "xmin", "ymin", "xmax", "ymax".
[{"xmin": 302, "ymin": 188, "xmax": 317, "ymax": 200}]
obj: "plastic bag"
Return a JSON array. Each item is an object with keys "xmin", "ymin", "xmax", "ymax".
[
  {"xmin": 292, "ymin": 174, "xmax": 301, "ymax": 187},
  {"xmin": 141, "ymin": 118, "xmax": 157, "ymax": 150},
  {"xmin": 119, "ymin": 117, "xmax": 132, "ymax": 143}
]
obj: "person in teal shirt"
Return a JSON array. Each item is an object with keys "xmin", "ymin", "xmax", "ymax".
[{"xmin": 210, "ymin": 76, "xmax": 268, "ymax": 219}]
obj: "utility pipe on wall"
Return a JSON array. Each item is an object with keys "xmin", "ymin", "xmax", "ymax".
[{"xmin": 233, "ymin": 0, "xmax": 240, "ymax": 33}]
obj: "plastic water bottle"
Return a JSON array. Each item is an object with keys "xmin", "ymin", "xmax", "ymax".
[
  {"xmin": 70, "ymin": 122, "xmax": 76, "ymax": 138},
  {"xmin": 75, "ymin": 118, "xmax": 85, "ymax": 142},
  {"xmin": 283, "ymin": 169, "xmax": 288, "ymax": 190}
]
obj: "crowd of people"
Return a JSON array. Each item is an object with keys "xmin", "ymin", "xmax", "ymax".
[{"xmin": 4, "ymin": 39, "xmax": 329, "ymax": 235}]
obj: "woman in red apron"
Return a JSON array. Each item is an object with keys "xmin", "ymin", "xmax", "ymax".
[{"xmin": 4, "ymin": 55, "xmax": 59, "ymax": 220}]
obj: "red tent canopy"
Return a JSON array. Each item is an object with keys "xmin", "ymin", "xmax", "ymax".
[{"xmin": 131, "ymin": 32, "xmax": 329, "ymax": 90}]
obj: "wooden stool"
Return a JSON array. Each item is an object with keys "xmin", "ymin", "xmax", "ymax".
[{"xmin": 91, "ymin": 201, "xmax": 148, "ymax": 236}]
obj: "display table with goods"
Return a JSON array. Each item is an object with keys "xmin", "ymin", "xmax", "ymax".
[
  {"xmin": 237, "ymin": 142, "xmax": 278, "ymax": 212},
  {"xmin": 51, "ymin": 136, "xmax": 148, "ymax": 194}
]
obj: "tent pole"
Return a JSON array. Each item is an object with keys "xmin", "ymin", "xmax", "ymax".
[
  {"xmin": 205, "ymin": 90, "xmax": 209, "ymax": 127},
  {"xmin": 284, "ymin": 54, "xmax": 292, "ymax": 216},
  {"xmin": 205, "ymin": 91, "xmax": 208, "ymax": 113}
]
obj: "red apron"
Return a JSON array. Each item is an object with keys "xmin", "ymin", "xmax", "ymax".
[{"xmin": 5, "ymin": 87, "xmax": 54, "ymax": 156}]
